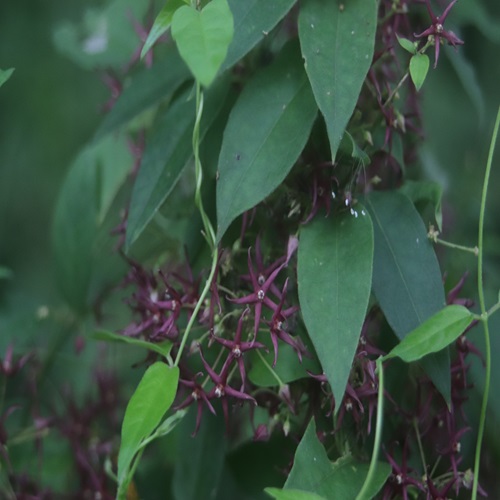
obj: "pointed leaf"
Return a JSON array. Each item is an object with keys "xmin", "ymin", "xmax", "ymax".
[
  {"xmin": 265, "ymin": 488, "xmax": 326, "ymax": 500},
  {"xmin": 216, "ymin": 42, "xmax": 317, "ymax": 241},
  {"xmin": 299, "ymin": 0, "xmax": 377, "ymax": 160},
  {"xmin": 365, "ymin": 191, "xmax": 450, "ymax": 400},
  {"xmin": 220, "ymin": 0, "xmax": 297, "ymax": 72},
  {"xmin": 396, "ymin": 35, "xmax": 416, "ymax": 55},
  {"xmin": 384, "ymin": 305, "xmax": 474, "ymax": 363},
  {"xmin": 0, "ymin": 68, "xmax": 14, "ymax": 88},
  {"xmin": 118, "ymin": 362, "xmax": 179, "ymax": 483},
  {"xmin": 171, "ymin": 0, "xmax": 234, "ymax": 87},
  {"xmin": 298, "ymin": 208, "xmax": 373, "ymax": 406},
  {"xmin": 409, "ymin": 53, "xmax": 429, "ymax": 91}
]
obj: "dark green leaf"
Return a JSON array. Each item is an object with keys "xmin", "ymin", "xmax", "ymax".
[
  {"xmin": 126, "ymin": 77, "xmax": 229, "ymax": 249},
  {"xmin": 399, "ymin": 180, "xmax": 443, "ymax": 231},
  {"xmin": 384, "ymin": 305, "xmax": 474, "ymax": 363},
  {"xmin": 298, "ymin": 0, "xmax": 377, "ymax": 160},
  {"xmin": 220, "ymin": 0, "xmax": 297, "ymax": 72},
  {"xmin": 396, "ymin": 35, "xmax": 416, "ymax": 55},
  {"xmin": 172, "ymin": 0, "xmax": 234, "ymax": 87},
  {"xmin": 141, "ymin": 0, "xmax": 186, "ymax": 60},
  {"xmin": 0, "ymin": 267, "xmax": 13, "ymax": 280},
  {"xmin": 94, "ymin": 46, "xmax": 190, "ymax": 139},
  {"xmin": 118, "ymin": 362, "xmax": 179, "ymax": 483},
  {"xmin": 298, "ymin": 207, "xmax": 373, "ymax": 408},
  {"xmin": 91, "ymin": 329, "xmax": 173, "ymax": 358},
  {"xmin": 409, "ymin": 54, "xmax": 429, "ymax": 91},
  {"xmin": 0, "ymin": 68, "xmax": 14, "ymax": 88},
  {"xmin": 265, "ymin": 488, "xmax": 326, "ymax": 500},
  {"xmin": 216, "ymin": 42, "xmax": 317, "ymax": 241},
  {"xmin": 365, "ymin": 191, "xmax": 450, "ymax": 400}
]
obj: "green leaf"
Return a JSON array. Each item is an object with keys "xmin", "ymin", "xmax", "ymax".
[
  {"xmin": 365, "ymin": 191, "xmax": 450, "ymax": 400},
  {"xmin": 220, "ymin": 0, "xmax": 297, "ymax": 72},
  {"xmin": 140, "ymin": 0, "xmax": 186, "ymax": 60},
  {"xmin": 0, "ymin": 267, "xmax": 13, "ymax": 280},
  {"xmin": 409, "ymin": 53, "xmax": 429, "ymax": 91},
  {"xmin": 216, "ymin": 42, "xmax": 317, "ymax": 241},
  {"xmin": 0, "ymin": 68, "xmax": 14, "ymax": 88},
  {"xmin": 384, "ymin": 305, "xmax": 474, "ymax": 363},
  {"xmin": 126, "ymin": 77, "xmax": 229, "ymax": 249},
  {"xmin": 396, "ymin": 35, "xmax": 416, "ymax": 55},
  {"xmin": 91, "ymin": 330, "xmax": 173, "ymax": 358},
  {"xmin": 117, "ymin": 362, "xmax": 179, "ymax": 484},
  {"xmin": 265, "ymin": 488, "xmax": 326, "ymax": 500},
  {"xmin": 298, "ymin": 0, "xmax": 377, "ymax": 160},
  {"xmin": 94, "ymin": 46, "xmax": 190, "ymax": 139},
  {"xmin": 151, "ymin": 409, "xmax": 187, "ymax": 439},
  {"xmin": 399, "ymin": 180, "xmax": 443, "ymax": 231},
  {"xmin": 298, "ymin": 207, "xmax": 373, "ymax": 407},
  {"xmin": 171, "ymin": 0, "xmax": 234, "ymax": 87}
]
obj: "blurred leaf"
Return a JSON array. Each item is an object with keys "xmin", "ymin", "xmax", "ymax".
[
  {"xmin": 151, "ymin": 409, "xmax": 187, "ymax": 439},
  {"xmin": 0, "ymin": 68, "xmax": 14, "ymax": 88},
  {"xmin": 409, "ymin": 54, "xmax": 429, "ymax": 91},
  {"xmin": 396, "ymin": 35, "xmax": 416, "ymax": 55},
  {"xmin": 141, "ymin": 0, "xmax": 186, "ymax": 60},
  {"xmin": 95, "ymin": 45, "xmax": 190, "ymax": 139},
  {"xmin": 338, "ymin": 131, "xmax": 370, "ymax": 166},
  {"xmin": 298, "ymin": 0, "xmax": 377, "ymax": 160},
  {"xmin": 91, "ymin": 329, "xmax": 173, "ymax": 358},
  {"xmin": 53, "ymin": 0, "xmax": 148, "ymax": 70},
  {"xmin": 384, "ymin": 305, "xmax": 474, "ymax": 363},
  {"xmin": 298, "ymin": 207, "xmax": 373, "ymax": 408},
  {"xmin": 399, "ymin": 180, "xmax": 443, "ymax": 231},
  {"xmin": 172, "ymin": 406, "xmax": 227, "ymax": 500},
  {"xmin": 118, "ymin": 363, "xmax": 179, "ymax": 484},
  {"xmin": 216, "ymin": 42, "xmax": 317, "ymax": 241},
  {"xmin": 126, "ymin": 76, "xmax": 229, "ymax": 249},
  {"xmin": 220, "ymin": 0, "xmax": 297, "ymax": 72},
  {"xmin": 365, "ymin": 191, "xmax": 450, "ymax": 400},
  {"xmin": 265, "ymin": 488, "xmax": 326, "ymax": 500},
  {"xmin": 0, "ymin": 267, "xmax": 13, "ymax": 280},
  {"xmin": 171, "ymin": 0, "xmax": 234, "ymax": 87},
  {"xmin": 453, "ymin": 1, "xmax": 500, "ymax": 44}
]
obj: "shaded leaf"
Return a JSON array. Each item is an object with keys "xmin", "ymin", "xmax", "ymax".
[
  {"xmin": 0, "ymin": 68, "xmax": 14, "ymax": 88},
  {"xmin": 298, "ymin": 207, "xmax": 373, "ymax": 407},
  {"xmin": 399, "ymin": 180, "xmax": 443, "ymax": 231},
  {"xmin": 265, "ymin": 488, "xmax": 326, "ymax": 500},
  {"xmin": 299, "ymin": 0, "xmax": 377, "ymax": 160},
  {"xmin": 171, "ymin": 0, "xmax": 234, "ymax": 87},
  {"xmin": 216, "ymin": 42, "xmax": 317, "ymax": 241},
  {"xmin": 384, "ymin": 305, "xmax": 474, "ymax": 363},
  {"xmin": 0, "ymin": 267, "xmax": 13, "ymax": 280},
  {"xmin": 91, "ymin": 330, "xmax": 173, "ymax": 358},
  {"xmin": 118, "ymin": 363, "xmax": 179, "ymax": 483},
  {"xmin": 409, "ymin": 53, "xmax": 429, "ymax": 91}
]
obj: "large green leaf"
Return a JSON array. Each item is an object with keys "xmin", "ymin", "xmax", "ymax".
[
  {"xmin": 265, "ymin": 488, "xmax": 326, "ymax": 500},
  {"xmin": 216, "ymin": 42, "xmax": 317, "ymax": 241},
  {"xmin": 171, "ymin": 0, "xmax": 234, "ymax": 87},
  {"xmin": 298, "ymin": 208, "xmax": 373, "ymax": 407},
  {"xmin": 384, "ymin": 305, "xmax": 474, "ymax": 363},
  {"xmin": 220, "ymin": 0, "xmax": 297, "ymax": 72},
  {"xmin": 94, "ymin": 45, "xmax": 190, "ymax": 139},
  {"xmin": 298, "ymin": 0, "xmax": 377, "ymax": 160},
  {"xmin": 126, "ymin": 77, "xmax": 229, "ymax": 249},
  {"xmin": 117, "ymin": 362, "xmax": 179, "ymax": 484},
  {"xmin": 365, "ymin": 191, "xmax": 450, "ymax": 400}
]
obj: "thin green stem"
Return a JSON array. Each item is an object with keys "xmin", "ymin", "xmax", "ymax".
[
  {"xmin": 486, "ymin": 301, "xmax": 500, "ymax": 318},
  {"xmin": 255, "ymin": 349, "xmax": 284, "ymax": 387},
  {"xmin": 412, "ymin": 418, "xmax": 427, "ymax": 477},
  {"xmin": 472, "ymin": 105, "xmax": 500, "ymax": 500},
  {"xmin": 356, "ymin": 357, "xmax": 385, "ymax": 500},
  {"xmin": 433, "ymin": 238, "xmax": 478, "ymax": 256}
]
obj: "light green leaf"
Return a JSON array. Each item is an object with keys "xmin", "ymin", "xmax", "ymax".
[
  {"xmin": 0, "ymin": 68, "xmax": 14, "ymax": 88},
  {"xmin": 216, "ymin": 42, "xmax": 317, "ymax": 241},
  {"xmin": 91, "ymin": 330, "xmax": 173, "ymax": 358},
  {"xmin": 409, "ymin": 53, "xmax": 429, "ymax": 91},
  {"xmin": 265, "ymin": 487, "xmax": 326, "ymax": 500},
  {"xmin": 141, "ymin": 0, "xmax": 186, "ymax": 60},
  {"xmin": 384, "ymin": 305, "xmax": 474, "ymax": 363},
  {"xmin": 299, "ymin": 0, "xmax": 377, "ymax": 160},
  {"xmin": 396, "ymin": 35, "xmax": 416, "ymax": 55},
  {"xmin": 117, "ymin": 363, "xmax": 179, "ymax": 484},
  {"xmin": 171, "ymin": 0, "xmax": 234, "ymax": 86},
  {"xmin": 298, "ymin": 207, "xmax": 373, "ymax": 407}
]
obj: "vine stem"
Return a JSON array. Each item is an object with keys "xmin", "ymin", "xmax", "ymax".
[
  {"xmin": 472, "ymin": 105, "xmax": 500, "ymax": 500},
  {"xmin": 355, "ymin": 357, "xmax": 384, "ymax": 500}
]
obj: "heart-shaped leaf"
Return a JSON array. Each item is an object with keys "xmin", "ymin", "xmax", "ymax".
[
  {"xmin": 171, "ymin": 0, "xmax": 234, "ymax": 86},
  {"xmin": 410, "ymin": 53, "xmax": 430, "ymax": 91}
]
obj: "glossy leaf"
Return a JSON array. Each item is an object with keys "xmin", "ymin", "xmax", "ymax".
[
  {"xmin": 410, "ymin": 54, "xmax": 430, "ymax": 91},
  {"xmin": 220, "ymin": 0, "xmax": 297, "ymax": 72},
  {"xmin": 365, "ymin": 191, "xmax": 450, "ymax": 400},
  {"xmin": 396, "ymin": 35, "xmax": 416, "ymax": 55},
  {"xmin": 216, "ymin": 42, "xmax": 317, "ymax": 241},
  {"xmin": 94, "ymin": 46, "xmax": 190, "ymax": 139},
  {"xmin": 384, "ymin": 305, "xmax": 474, "ymax": 363},
  {"xmin": 126, "ymin": 77, "xmax": 229, "ymax": 249},
  {"xmin": 140, "ymin": 0, "xmax": 186, "ymax": 60},
  {"xmin": 299, "ymin": 0, "xmax": 377, "ymax": 160},
  {"xmin": 171, "ymin": 0, "xmax": 234, "ymax": 87},
  {"xmin": 298, "ymin": 207, "xmax": 373, "ymax": 407},
  {"xmin": 117, "ymin": 362, "xmax": 179, "ymax": 484},
  {"xmin": 265, "ymin": 488, "xmax": 326, "ymax": 500},
  {"xmin": 0, "ymin": 68, "xmax": 14, "ymax": 88},
  {"xmin": 91, "ymin": 330, "xmax": 173, "ymax": 358}
]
